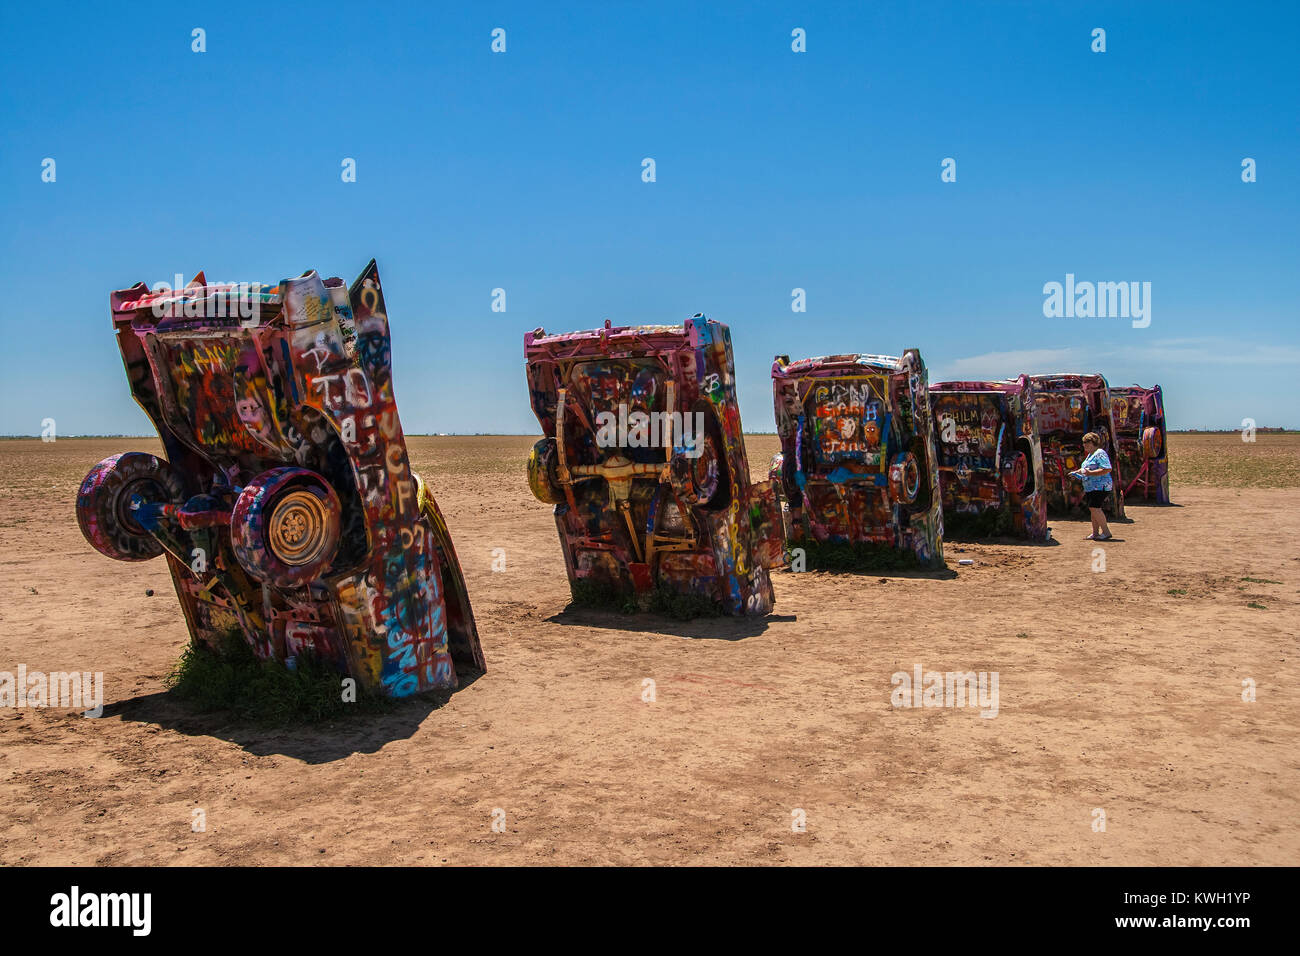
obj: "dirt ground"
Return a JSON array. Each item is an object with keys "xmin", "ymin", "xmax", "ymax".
[{"xmin": 1, "ymin": 434, "xmax": 1296, "ymax": 866}]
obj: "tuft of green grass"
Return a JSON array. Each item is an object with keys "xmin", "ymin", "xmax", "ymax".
[
  {"xmin": 165, "ymin": 629, "xmax": 397, "ymax": 725},
  {"xmin": 1167, "ymin": 588, "xmax": 1187, "ymax": 596},
  {"xmin": 1241, "ymin": 576, "xmax": 1282, "ymax": 585},
  {"xmin": 1016, "ymin": 632, "xmax": 1029, "ymax": 640},
  {"xmin": 799, "ymin": 538, "xmax": 927, "ymax": 573},
  {"xmin": 942, "ymin": 507, "xmax": 1018, "ymax": 540},
  {"xmin": 647, "ymin": 586, "xmax": 724, "ymax": 620},
  {"xmin": 1246, "ymin": 602, "xmax": 1268, "ymax": 610},
  {"xmin": 569, "ymin": 578, "xmax": 724, "ymax": 620},
  {"xmin": 570, "ymin": 577, "xmax": 640, "ymax": 614}
]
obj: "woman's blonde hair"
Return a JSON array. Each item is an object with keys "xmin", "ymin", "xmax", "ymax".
[{"xmin": 1082, "ymin": 431, "xmax": 1101, "ymax": 446}]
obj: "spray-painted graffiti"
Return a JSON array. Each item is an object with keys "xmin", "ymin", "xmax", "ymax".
[
  {"xmin": 76, "ymin": 260, "xmax": 485, "ymax": 698},
  {"xmin": 771, "ymin": 350, "xmax": 944, "ymax": 568},
  {"xmin": 930, "ymin": 376, "xmax": 1050, "ymax": 540},
  {"xmin": 524, "ymin": 316, "xmax": 784, "ymax": 615},
  {"xmin": 1028, "ymin": 373, "xmax": 1126, "ymax": 518},
  {"xmin": 1110, "ymin": 384, "xmax": 1170, "ymax": 504}
]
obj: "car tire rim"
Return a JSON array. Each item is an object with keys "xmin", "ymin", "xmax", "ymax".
[
  {"xmin": 692, "ymin": 441, "xmax": 719, "ymax": 500},
  {"xmin": 268, "ymin": 489, "xmax": 330, "ymax": 566},
  {"xmin": 114, "ymin": 477, "xmax": 164, "ymax": 533}
]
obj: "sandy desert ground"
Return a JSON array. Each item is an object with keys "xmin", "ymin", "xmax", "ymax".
[{"xmin": 1, "ymin": 434, "xmax": 1296, "ymax": 866}]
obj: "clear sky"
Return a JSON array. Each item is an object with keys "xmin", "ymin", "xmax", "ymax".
[{"xmin": 2, "ymin": 0, "xmax": 1296, "ymax": 434}]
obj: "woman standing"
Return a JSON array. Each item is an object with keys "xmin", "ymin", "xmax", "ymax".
[{"xmin": 1073, "ymin": 432, "xmax": 1113, "ymax": 541}]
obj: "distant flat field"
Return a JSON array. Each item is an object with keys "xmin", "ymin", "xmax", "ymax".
[
  {"xmin": 1163, "ymin": 433, "xmax": 1300, "ymax": 488},
  {"xmin": 1, "ymin": 435, "xmax": 1297, "ymax": 866}
]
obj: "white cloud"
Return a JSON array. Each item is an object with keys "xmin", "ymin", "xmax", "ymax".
[
  {"xmin": 935, "ymin": 348, "xmax": 1083, "ymax": 381},
  {"xmin": 934, "ymin": 337, "xmax": 1300, "ymax": 383},
  {"xmin": 1124, "ymin": 338, "xmax": 1300, "ymax": 366}
]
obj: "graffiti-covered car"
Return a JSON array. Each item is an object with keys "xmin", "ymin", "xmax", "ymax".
[
  {"xmin": 771, "ymin": 350, "xmax": 944, "ymax": 569},
  {"xmin": 930, "ymin": 376, "xmax": 1050, "ymax": 540},
  {"xmin": 1028, "ymin": 373, "xmax": 1125, "ymax": 518},
  {"xmin": 76, "ymin": 261, "xmax": 485, "ymax": 698},
  {"xmin": 1110, "ymin": 384, "xmax": 1170, "ymax": 504},
  {"xmin": 524, "ymin": 316, "xmax": 785, "ymax": 616}
]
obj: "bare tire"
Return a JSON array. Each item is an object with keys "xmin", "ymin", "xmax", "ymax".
[
  {"xmin": 1001, "ymin": 451, "xmax": 1029, "ymax": 495},
  {"xmin": 668, "ymin": 433, "xmax": 722, "ymax": 508},
  {"xmin": 76, "ymin": 453, "xmax": 186, "ymax": 561}
]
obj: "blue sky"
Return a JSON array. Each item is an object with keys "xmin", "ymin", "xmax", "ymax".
[{"xmin": 2, "ymin": 0, "xmax": 1296, "ymax": 434}]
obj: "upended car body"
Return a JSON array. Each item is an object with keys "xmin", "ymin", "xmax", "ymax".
[
  {"xmin": 1110, "ymin": 384, "xmax": 1171, "ymax": 504},
  {"xmin": 76, "ymin": 261, "xmax": 484, "ymax": 698},
  {"xmin": 930, "ymin": 376, "xmax": 1050, "ymax": 540},
  {"xmin": 524, "ymin": 316, "xmax": 785, "ymax": 616},
  {"xmin": 1028, "ymin": 373, "xmax": 1126, "ymax": 519},
  {"xmin": 771, "ymin": 350, "xmax": 944, "ymax": 568}
]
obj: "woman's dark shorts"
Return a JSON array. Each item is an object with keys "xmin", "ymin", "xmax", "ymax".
[{"xmin": 1084, "ymin": 489, "xmax": 1110, "ymax": 509}]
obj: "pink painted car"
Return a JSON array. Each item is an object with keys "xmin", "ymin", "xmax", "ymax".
[
  {"xmin": 1028, "ymin": 373, "xmax": 1126, "ymax": 518},
  {"xmin": 930, "ymin": 376, "xmax": 1050, "ymax": 540},
  {"xmin": 771, "ymin": 350, "xmax": 944, "ymax": 568},
  {"xmin": 1110, "ymin": 384, "xmax": 1171, "ymax": 504},
  {"xmin": 76, "ymin": 261, "xmax": 484, "ymax": 698},
  {"xmin": 525, "ymin": 316, "xmax": 785, "ymax": 615}
]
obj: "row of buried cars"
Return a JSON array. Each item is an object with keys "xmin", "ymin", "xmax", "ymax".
[{"xmin": 76, "ymin": 262, "xmax": 1171, "ymax": 700}]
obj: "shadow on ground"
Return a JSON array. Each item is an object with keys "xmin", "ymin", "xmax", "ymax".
[
  {"xmin": 782, "ymin": 565, "xmax": 961, "ymax": 580},
  {"xmin": 547, "ymin": 605, "xmax": 795, "ymax": 639},
  {"xmin": 102, "ymin": 670, "xmax": 484, "ymax": 764},
  {"xmin": 943, "ymin": 534, "xmax": 1063, "ymax": 547}
]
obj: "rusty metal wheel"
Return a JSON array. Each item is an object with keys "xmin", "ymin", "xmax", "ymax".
[
  {"xmin": 267, "ymin": 489, "xmax": 333, "ymax": 566},
  {"xmin": 231, "ymin": 468, "xmax": 341, "ymax": 589}
]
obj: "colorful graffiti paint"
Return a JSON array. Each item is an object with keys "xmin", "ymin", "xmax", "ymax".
[
  {"xmin": 1028, "ymin": 373, "xmax": 1126, "ymax": 519},
  {"xmin": 929, "ymin": 376, "xmax": 1050, "ymax": 540},
  {"xmin": 1110, "ymin": 384, "xmax": 1171, "ymax": 504},
  {"xmin": 771, "ymin": 351, "xmax": 944, "ymax": 568},
  {"xmin": 76, "ymin": 261, "xmax": 485, "ymax": 698},
  {"xmin": 525, "ymin": 316, "xmax": 784, "ymax": 616}
]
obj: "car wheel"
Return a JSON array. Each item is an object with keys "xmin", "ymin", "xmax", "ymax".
[
  {"xmin": 1001, "ymin": 451, "xmax": 1029, "ymax": 495},
  {"xmin": 888, "ymin": 452, "xmax": 921, "ymax": 505},
  {"xmin": 668, "ymin": 402, "xmax": 731, "ymax": 511},
  {"xmin": 527, "ymin": 437, "xmax": 565, "ymax": 504},
  {"xmin": 231, "ymin": 467, "xmax": 341, "ymax": 589},
  {"xmin": 76, "ymin": 453, "xmax": 186, "ymax": 561},
  {"xmin": 1141, "ymin": 426, "xmax": 1162, "ymax": 459}
]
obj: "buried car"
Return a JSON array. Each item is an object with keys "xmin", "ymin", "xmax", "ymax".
[
  {"xmin": 930, "ymin": 376, "xmax": 1050, "ymax": 540},
  {"xmin": 1028, "ymin": 373, "xmax": 1126, "ymax": 519},
  {"xmin": 524, "ymin": 316, "xmax": 785, "ymax": 616},
  {"xmin": 1110, "ymin": 384, "xmax": 1171, "ymax": 504},
  {"xmin": 76, "ymin": 261, "xmax": 484, "ymax": 698},
  {"xmin": 771, "ymin": 350, "xmax": 944, "ymax": 569}
]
